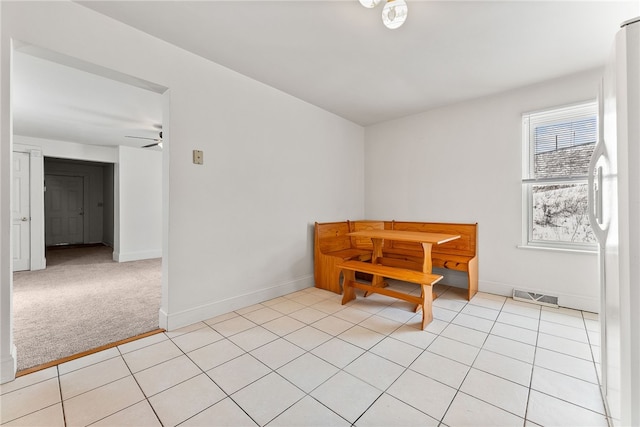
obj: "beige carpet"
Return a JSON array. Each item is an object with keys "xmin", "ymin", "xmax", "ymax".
[{"xmin": 13, "ymin": 245, "xmax": 161, "ymax": 371}]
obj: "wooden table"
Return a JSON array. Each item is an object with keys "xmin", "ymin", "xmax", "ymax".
[{"xmin": 347, "ymin": 229, "xmax": 460, "ymax": 287}]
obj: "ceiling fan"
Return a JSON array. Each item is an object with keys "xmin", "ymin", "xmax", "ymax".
[{"xmin": 125, "ymin": 131, "xmax": 163, "ymax": 148}]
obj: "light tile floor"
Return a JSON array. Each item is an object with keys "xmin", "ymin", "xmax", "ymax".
[{"xmin": 1, "ymin": 283, "xmax": 606, "ymax": 426}]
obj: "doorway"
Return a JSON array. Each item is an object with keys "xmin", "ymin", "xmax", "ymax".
[
  {"xmin": 8, "ymin": 44, "xmax": 168, "ymax": 375},
  {"xmin": 43, "ymin": 157, "xmax": 115, "ymax": 249},
  {"xmin": 45, "ymin": 175, "xmax": 85, "ymax": 246}
]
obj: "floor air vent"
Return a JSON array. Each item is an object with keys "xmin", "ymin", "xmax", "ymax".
[{"xmin": 512, "ymin": 289, "xmax": 559, "ymax": 308}]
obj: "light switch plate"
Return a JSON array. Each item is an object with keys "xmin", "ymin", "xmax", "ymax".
[{"xmin": 193, "ymin": 150, "xmax": 203, "ymax": 165}]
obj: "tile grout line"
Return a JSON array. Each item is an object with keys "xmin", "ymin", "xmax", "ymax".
[
  {"xmin": 57, "ymin": 365, "xmax": 68, "ymax": 427},
  {"xmin": 522, "ymin": 297, "xmax": 542, "ymax": 425},
  {"xmin": 435, "ymin": 295, "xmax": 473, "ymax": 425},
  {"xmin": 114, "ymin": 344, "xmax": 163, "ymax": 426},
  {"xmin": 583, "ymin": 309, "xmax": 610, "ymax": 425}
]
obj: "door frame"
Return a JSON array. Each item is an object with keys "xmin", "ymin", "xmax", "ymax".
[
  {"xmin": 13, "ymin": 144, "xmax": 45, "ymax": 271},
  {"xmin": 2, "ymin": 40, "xmax": 170, "ymax": 384}
]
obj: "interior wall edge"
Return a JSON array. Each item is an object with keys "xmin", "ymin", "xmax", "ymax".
[
  {"xmin": 0, "ymin": 15, "xmax": 16, "ymax": 384},
  {"xmin": 0, "ymin": 345, "xmax": 17, "ymax": 384}
]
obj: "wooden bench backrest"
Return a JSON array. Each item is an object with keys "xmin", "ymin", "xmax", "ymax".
[
  {"xmin": 349, "ymin": 220, "xmax": 385, "ymax": 250},
  {"xmin": 315, "ymin": 221, "xmax": 352, "ymax": 253},
  {"xmin": 387, "ymin": 221, "xmax": 477, "ymax": 258}
]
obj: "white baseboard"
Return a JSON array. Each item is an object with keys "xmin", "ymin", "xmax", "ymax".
[
  {"xmin": 478, "ymin": 279, "xmax": 514, "ymax": 297},
  {"xmin": 159, "ymin": 274, "xmax": 314, "ymax": 331},
  {"xmin": 114, "ymin": 250, "xmax": 162, "ymax": 263},
  {"xmin": 479, "ymin": 279, "xmax": 599, "ymax": 313},
  {"xmin": 556, "ymin": 293, "xmax": 599, "ymax": 313},
  {"xmin": 1, "ymin": 344, "xmax": 17, "ymax": 384},
  {"xmin": 158, "ymin": 307, "xmax": 169, "ymax": 331}
]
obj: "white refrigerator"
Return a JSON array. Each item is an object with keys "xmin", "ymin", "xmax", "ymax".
[{"xmin": 588, "ymin": 17, "xmax": 640, "ymax": 427}]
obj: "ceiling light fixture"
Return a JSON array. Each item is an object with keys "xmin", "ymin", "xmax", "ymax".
[
  {"xmin": 359, "ymin": 0, "xmax": 382, "ymax": 8},
  {"xmin": 360, "ymin": 0, "xmax": 408, "ymax": 30}
]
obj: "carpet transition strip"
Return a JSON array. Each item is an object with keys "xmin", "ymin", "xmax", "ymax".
[{"xmin": 16, "ymin": 328, "xmax": 165, "ymax": 378}]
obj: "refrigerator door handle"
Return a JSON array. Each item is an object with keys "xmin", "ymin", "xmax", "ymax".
[{"xmin": 588, "ymin": 80, "xmax": 609, "ymax": 243}]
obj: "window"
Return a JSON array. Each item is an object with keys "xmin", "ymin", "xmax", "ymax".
[{"xmin": 522, "ymin": 101, "xmax": 597, "ymax": 251}]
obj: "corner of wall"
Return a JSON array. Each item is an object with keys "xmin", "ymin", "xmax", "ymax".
[
  {"xmin": 114, "ymin": 250, "xmax": 162, "ymax": 263},
  {"xmin": 158, "ymin": 307, "xmax": 168, "ymax": 331}
]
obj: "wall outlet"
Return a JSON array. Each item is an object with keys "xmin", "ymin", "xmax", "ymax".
[{"xmin": 193, "ymin": 150, "xmax": 203, "ymax": 165}]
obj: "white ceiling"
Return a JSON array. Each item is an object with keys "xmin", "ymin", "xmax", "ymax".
[
  {"xmin": 13, "ymin": 49, "xmax": 164, "ymax": 148},
  {"xmin": 12, "ymin": 1, "xmax": 639, "ymax": 147}
]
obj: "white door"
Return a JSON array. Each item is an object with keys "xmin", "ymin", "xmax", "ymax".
[
  {"xmin": 45, "ymin": 175, "xmax": 84, "ymax": 246},
  {"xmin": 12, "ymin": 151, "xmax": 31, "ymax": 271}
]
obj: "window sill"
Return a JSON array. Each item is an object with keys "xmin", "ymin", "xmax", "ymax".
[{"xmin": 517, "ymin": 244, "xmax": 598, "ymax": 255}]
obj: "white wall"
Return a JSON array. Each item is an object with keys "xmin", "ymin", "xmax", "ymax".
[
  {"xmin": 115, "ymin": 145, "xmax": 162, "ymax": 262},
  {"xmin": 365, "ymin": 69, "xmax": 602, "ymax": 312},
  {"xmin": 1, "ymin": 1, "xmax": 364, "ymax": 382}
]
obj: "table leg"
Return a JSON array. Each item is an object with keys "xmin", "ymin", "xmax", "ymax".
[
  {"xmin": 363, "ymin": 238, "xmax": 385, "ymax": 297},
  {"xmin": 421, "ymin": 242, "xmax": 433, "ymax": 274},
  {"xmin": 418, "ymin": 242, "xmax": 437, "ymax": 311},
  {"xmin": 420, "ymin": 283, "xmax": 434, "ymax": 329},
  {"xmin": 371, "ymin": 238, "xmax": 384, "ymax": 287}
]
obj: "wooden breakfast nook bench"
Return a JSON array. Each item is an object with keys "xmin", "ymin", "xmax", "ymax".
[
  {"xmin": 339, "ymin": 260, "xmax": 443, "ymax": 330},
  {"xmin": 314, "ymin": 220, "xmax": 477, "ymax": 300}
]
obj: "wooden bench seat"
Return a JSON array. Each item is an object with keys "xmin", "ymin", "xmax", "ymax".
[
  {"xmin": 339, "ymin": 260, "xmax": 443, "ymax": 330},
  {"xmin": 324, "ymin": 248, "xmax": 372, "ymax": 261},
  {"xmin": 314, "ymin": 221, "xmax": 383, "ymax": 294},
  {"xmin": 314, "ymin": 221, "xmax": 372, "ymax": 293}
]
